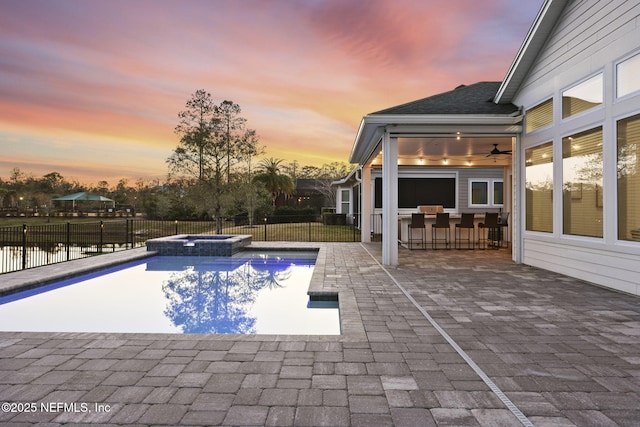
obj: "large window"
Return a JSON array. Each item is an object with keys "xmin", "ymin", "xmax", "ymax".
[
  {"xmin": 526, "ymin": 99, "xmax": 553, "ymax": 133},
  {"xmin": 617, "ymin": 52, "xmax": 640, "ymax": 98},
  {"xmin": 469, "ymin": 179, "xmax": 503, "ymax": 207},
  {"xmin": 525, "ymin": 142, "xmax": 554, "ymax": 232},
  {"xmin": 617, "ymin": 114, "xmax": 640, "ymax": 242},
  {"xmin": 562, "ymin": 74, "xmax": 603, "ymax": 119},
  {"xmin": 562, "ymin": 127, "xmax": 603, "ymax": 237},
  {"xmin": 374, "ymin": 177, "xmax": 456, "ymax": 209}
]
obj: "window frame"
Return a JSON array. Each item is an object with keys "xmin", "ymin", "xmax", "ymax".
[
  {"xmin": 340, "ymin": 189, "xmax": 350, "ymax": 215},
  {"xmin": 561, "ymin": 126, "xmax": 604, "ymax": 239},
  {"xmin": 561, "ymin": 72, "xmax": 604, "ymax": 120},
  {"xmin": 525, "ymin": 141, "xmax": 554, "ymax": 233},
  {"xmin": 616, "ymin": 50, "xmax": 640, "ymax": 100},
  {"xmin": 468, "ymin": 179, "xmax": 504, "ymax": 208},
  {"xmin": 615, "ymin": 112, "xmax": 640, "ymax": 243},
  {"xmin": 525, "ymin": 98, "xmax": 554, "ymax": 134}
]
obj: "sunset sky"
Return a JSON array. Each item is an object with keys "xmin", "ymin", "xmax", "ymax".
[{"xmin": 0, "ymin": 0, "xmax": 544, "ymax": 185}]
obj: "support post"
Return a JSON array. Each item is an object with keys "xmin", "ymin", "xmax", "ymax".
[
  {"xmin": 381, "ymin": 129, "xmax": 398, "ymax": 266},
  {"xmin": 360, "ymin": 165, "xmax": 372, "ymax": 242}
]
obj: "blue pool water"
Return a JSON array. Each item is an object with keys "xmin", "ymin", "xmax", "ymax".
[{"xmin": 0, "ymin": 251, "xmax": 340, "ymax": 335}]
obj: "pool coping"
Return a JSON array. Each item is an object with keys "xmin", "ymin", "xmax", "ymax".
[{"xmin": 0, "ymin": 242, "xmax": 367, "ymax": 342}]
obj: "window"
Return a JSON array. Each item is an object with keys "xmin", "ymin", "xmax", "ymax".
[
  {"xmin": 471, "ymin": 181, "xmax": 488, "ymax": 205},
  {"xmin": 562, "ymin": 74, "xmax": 603, "ymax": 119},
  {"xmin": 525, "ymin": 142, "xmax": 553, "ymax": 232},
  {"xmin": 617, "ymin": 114, "xmax": 640, "ymax": 242},
  {"xmin": 469, "ymin": 179, "xmax": 503, "ymax": 207},
  {"xmin": 493, "ymin": 181, "xmax": 504, "ymax": 205},
  {"xmin": 340, "ymin": 189, "xmax": 350, "ymax": 215},
  {"xmin": 562, "ymin": 127, "xmax": 603, "ymax": 237},
  {"xmin": 374, "ymin": 177, "xmax": 456, "ymax": 209},
  {"xmin": 526, "ymin": 99, "xmax": 553, "ymax": 133},
  {"xmin": 617, "ymin": 52, "xmax": 640, "ymax": 98}
]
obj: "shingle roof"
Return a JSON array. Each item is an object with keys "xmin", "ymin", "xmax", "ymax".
[{"xmin": 371, "ymin": 82, "xmax": 519, "ymax": 115}]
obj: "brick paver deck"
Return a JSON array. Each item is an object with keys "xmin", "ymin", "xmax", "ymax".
[{"xmin": 1, "ymin": 243, "xmax": 639, "ymax": 426}]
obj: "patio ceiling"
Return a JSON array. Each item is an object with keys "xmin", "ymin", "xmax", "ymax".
[{"xmin": 369, "ymin": 135, "xmax": 514, "ymax": 167}]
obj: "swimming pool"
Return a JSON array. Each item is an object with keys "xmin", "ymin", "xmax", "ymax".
[{"xmin": 0, "ymin": 250, "xmax": 340, "ymax": 335}]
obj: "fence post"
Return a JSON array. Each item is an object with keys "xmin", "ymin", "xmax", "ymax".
[
  {"xmin": 264, "ymin": 217, "xmax": 267, "ymax": 241},
  {"xmin": 22, "ymin": 224, "xmax": 27, "ymax": 270},
  {"xmin": 125, "ymin": 219, "xmax": 130, "ymax": 249},
  {"xmin": 99, "ymin": 220, "xmax": 104, "ymax": 253},
  {"xmin": 66, "ymin": 222, "xmax": 71, "ymax": 260},
  {"xmin": 353, "ymin": 215, "xmax": 356, "ymax": 242}
]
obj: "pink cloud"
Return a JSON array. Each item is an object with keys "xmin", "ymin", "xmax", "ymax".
[{"xmin": 0, "ymin": 0, "xmax": 544, "ymax": 183}]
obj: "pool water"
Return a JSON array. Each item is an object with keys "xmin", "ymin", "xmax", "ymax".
[{"xmin": 0, "ymin": 251, "xmax": 340, "ymax": 335}]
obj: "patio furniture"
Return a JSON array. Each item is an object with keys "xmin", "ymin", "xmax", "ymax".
[
  {"xmin": 479, "ymin": 212, "xmax": 500, "ymax": 249},
  {"xmin": 455, "ymin": 213, "xmax": 475, "ymax": 249},
  {"xmin": 408, "ymin": 213, "xmax": 426, "ymax": 250},
  {"xmin": 431, "ymin": 212, "xmax": 450, "ymax": 249}
]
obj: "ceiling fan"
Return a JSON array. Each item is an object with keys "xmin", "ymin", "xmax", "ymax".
[{"xmin": 486, "ymin": 144, "xmax": 512, "ymax": 156}]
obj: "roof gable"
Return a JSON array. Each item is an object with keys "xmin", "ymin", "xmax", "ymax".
[
  {"xmin": 371, "ymin": 82, "xmax": 519, "ymax": 116},
  {"xmin": 495, "ymin": 0, "xmax": 569, "ymax": 103}
]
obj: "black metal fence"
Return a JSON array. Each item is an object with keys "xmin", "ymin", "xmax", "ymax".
[{"xmin": 1, "ymin": 216, "xmax": 360, "ymax": 274}]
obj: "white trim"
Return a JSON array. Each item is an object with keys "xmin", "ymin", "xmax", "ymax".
[
  {"xmin": 613, "ymin": 111, "xmax": 640, "ymax": 245},
  {"xmin": 614, "ymin": 50, "xmax": 640, "ymax": 101},
  {"xmin": 560, "ymin": 71, "xmax": 605, "ymax": 122},
  {"xmin": 468, "ymin": 179, "xmax": 504, "ymax": 208}
]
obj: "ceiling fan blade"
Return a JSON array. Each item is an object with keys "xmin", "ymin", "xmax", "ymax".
[{"xmin": 487, "ymin": 144, "xmax": 512, "ymax": 156}]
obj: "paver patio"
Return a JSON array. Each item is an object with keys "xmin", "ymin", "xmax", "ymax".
[{"xmin": 1, "ymin": 242, "xmax": 639, "ymax": 426}]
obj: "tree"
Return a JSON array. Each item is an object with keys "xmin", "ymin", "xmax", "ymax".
[
  {"xmin": 169, "ymin": 89, "xmax": 219, "ymax": 182},
  {"xmin": 253, "ymin": 158, "xmax": 294, "ymax": 207},
  {"xmin": 167, "ymin": 90, "xmax": 260, "ymax": 230},
  {"xmin": 234, "ymin": 129, "xmax": 269, "ymax": 225},
  {"xmin": 293, "ymin": 161, "xmax": 354, "ymax": 208},
  {"xmin": 216, "ymin": 100, "xmax": 246, "ymax": 183}
]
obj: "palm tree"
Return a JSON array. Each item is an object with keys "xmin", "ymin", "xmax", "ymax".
[{"xmin": 252, "ymin": 158, "xmax": 294, "ymax": 207}]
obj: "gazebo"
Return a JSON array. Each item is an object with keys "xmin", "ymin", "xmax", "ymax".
[{"xmin": 52, "ymin": 192, "xmax": 115, "ymax": 213}]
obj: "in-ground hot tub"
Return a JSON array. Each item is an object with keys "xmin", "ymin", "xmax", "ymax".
[{"xmin": 146, "ymin": 234, "xmax": 252, "ymax": 256}]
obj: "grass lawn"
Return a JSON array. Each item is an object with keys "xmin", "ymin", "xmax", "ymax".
[
  {"xmin": 223, "ymin": 222, "xmax": 359, "ymax": 242},
  {"xmin": 1, "ymin": 217, "xmax": 359, "ymax": 243}
]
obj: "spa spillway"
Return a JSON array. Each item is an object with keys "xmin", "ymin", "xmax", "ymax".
[{"xmin": 145, "ymin": 234, "xmax": 252, "ymax": 256}]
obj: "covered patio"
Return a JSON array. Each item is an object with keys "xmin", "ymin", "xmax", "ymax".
[{"xmin": 346, "ymin": 82, "xmax": 522, "ymax": 265}]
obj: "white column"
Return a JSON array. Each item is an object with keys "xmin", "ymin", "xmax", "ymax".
[
  {"xmin": 360, "ymin": 166, "xmax": 372, "ymax": 242},
  {"xmin": 511, "ymin": 135, "xmax": 523, "ymax": 263},
  {"xmin": 382, "ymin": 129, "xmax": 398, "ymax": 266}
]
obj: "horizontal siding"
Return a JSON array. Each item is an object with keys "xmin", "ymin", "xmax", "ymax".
[
  {"xmin": 523, "ymin": 238, "xmax": 640, "ymax": 296},
  {"xmin": 518, "ymin": 0, "xmax": 640, "ymax": 99}
]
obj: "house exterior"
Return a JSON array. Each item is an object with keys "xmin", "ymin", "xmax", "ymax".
[{"xmin": 340, "ymin": 0, "xmax": 640, "ymax": 296}]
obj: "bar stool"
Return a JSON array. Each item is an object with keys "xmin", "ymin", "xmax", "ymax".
[
  {"xmin": 498, "ymin": 212, "xmax": 510, "ymax": 248},
  {"xmin": 455, "ymin": 213, "xmax": 475, "ymax": 249},
  {"xmin": 407, "ymin": 213, "xmax": 426, "ymax": 250},
  {"xmin": 478, "ymin": 212, "xmax": 500, "ymax": 249},
  {"xmin": 431, "ymin": 212, "xmax": 450, "ymax": 249}
]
